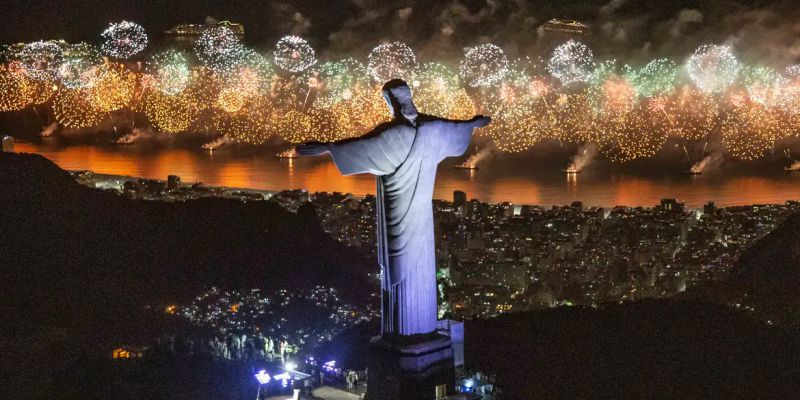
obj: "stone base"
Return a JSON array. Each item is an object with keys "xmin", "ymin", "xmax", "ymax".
[
  {"xmin": 372, "ymin": 334, "xmax": 454, "ymax": 372},
  {"xmin": 365, "ymin": 334, "xmax": 455, "ymax": 400}
]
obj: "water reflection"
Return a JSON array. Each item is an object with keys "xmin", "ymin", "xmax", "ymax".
[{"xmin": 14, "ymin": 142, "xmax": 800, "ymax": 207}]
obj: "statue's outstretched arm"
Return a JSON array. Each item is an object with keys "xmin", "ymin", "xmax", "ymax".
[
  {"xmin": 432, "ymin": 115, "xmax": 491, "ymax": 129},
  {"xmin": 296, "ymin": 126, "xmax": 386, "ymax": 156},
  {"xmin": 297, "ymin": 125, "xmax": 403, "ymax": 176},
  {"xmin": 435, "ymin": 115, "xmax": 491, "ymax": 159},
  {"xmin": 468, "ymin": 115, "xmax": 492, "ymax": 128},
  {"xmin": 296, "ymin": 141, "xmax": 330, "ymax": 156}
]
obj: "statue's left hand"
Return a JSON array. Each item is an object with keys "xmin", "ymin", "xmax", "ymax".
[
  {"xmin": 297, "ymin": 142, "xmax": 330, "ymax": 156},
  {"xmin": 471, "ymin": 115, "xmax": 491, "ymax": 128}
]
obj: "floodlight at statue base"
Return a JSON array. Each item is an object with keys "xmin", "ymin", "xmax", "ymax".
[{"xmin": 364, "ymin": 334, "xmax": 455, "ymax": 400}]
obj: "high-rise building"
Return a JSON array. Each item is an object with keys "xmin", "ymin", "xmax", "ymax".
[
  {"xmin": 704, "ymin": 201, "xmax": 716, "ymax": 215},
  {"xmin": 167, "ymin": 175, "xmax": 181, "ymax": 191},
  {"xmin": 138, "ymin": 179, "xmax": 165, "ymax": 197},
  {"xmin": 2, "ymin": 136, "xmax": 14, "ymax": 152},
  {"xmin": 453, "ymin": 190, "xmax": 467, "ymax": 208},
  {"xmin": 660, "ymin": 198, "xmax": 685, "ymax": 212},
  {"xmin": 122, "ymin": 181, "xmax": 139, "ymax": 198}
]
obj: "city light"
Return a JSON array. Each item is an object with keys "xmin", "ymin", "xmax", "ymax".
[
  {"xmin": 254, "ymin": 370, "xmax": 271, "ymax": 385},
  {"xmin": 273, "ymin": 372, "xmax": 291, "ymax": 388},
  {"xmin": 322, "ymin": 360, "xmax": 338, "ymax": 373}
]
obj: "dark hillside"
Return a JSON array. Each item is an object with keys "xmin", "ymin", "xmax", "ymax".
[
  {"xmin": 466, "ymin": 300, "xmax": 800, "ymax": 400},
  {"xmin": 0, "ymin": 152, "xmax": 374, "ymax": 335},
  {"xmin": 723, "ymin": 212, "xmax": 800, "ymax": 329}
]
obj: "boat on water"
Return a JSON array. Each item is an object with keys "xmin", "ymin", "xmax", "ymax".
[
  {"xmin": 275, "ymin": 149, "xmax": 298, "ymax": 159},
  {"xmin": 454, "ymin": 163, "xmax": 478, "ymax": 170}
]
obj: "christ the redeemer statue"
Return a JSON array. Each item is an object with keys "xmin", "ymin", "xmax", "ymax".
[{"xmin": 298, "ymin": 79, "xmax": 490, "ymax": 336}]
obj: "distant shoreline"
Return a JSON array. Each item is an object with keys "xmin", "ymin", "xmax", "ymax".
[
  {"xmin": 14, "ymin": 141, "xmax": 800, "ymax": 209},
  {"xmin": 70, "ymin": 168, "xmax": 800, "ymax": 212},
  {"xmin": 73, "ymin": 169, "xmax": 280, "ymax": 196}
]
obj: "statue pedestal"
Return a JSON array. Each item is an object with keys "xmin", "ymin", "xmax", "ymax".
[
  {"xmin": 372, "ymin": 334, "xmax": 454, "ymax": 372},
  {"xmin": 365, "ymin": 334, "xmax": 455, "ymax": 400}
]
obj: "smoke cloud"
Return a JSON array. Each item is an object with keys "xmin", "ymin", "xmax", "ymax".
[
  {"xmin": 567, "ymin": 143, "xmax": 598, "ymax": 173},
  {"xmin": 116, "ymin": 127, "xmax": 156, "ymax": 144},
  {"xmin": 313, "ymin": 0, "xmax": 800, "ymax": 67},
  {"xmin": 785, "ymin": 161, "xmax": 800, "ymax": 171},
  {"xmin": 5, "ymin": 0, "xmax": 800, "ymax": 68},
  {"xmin": 668, "ymin": 9, "xmax": 704, "ymax": 38},
  {"xmin": 690, "ymin": 153, "xmax": 723, "ymax": 174},
  {"xmin": 202, "ymin": 136, "xmax": 231, "ymax": 151},
  {"xmin": 40, "ymin": 122, "xmax": 59, "ymax": 137},
  {"xmin": 460, "ymin": 146, "xmax": 493, "ymax": 168}
]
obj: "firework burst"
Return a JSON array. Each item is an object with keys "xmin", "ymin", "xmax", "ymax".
[
  {"xmin": 547, "ymin": 40, "xmax": 595, "ymax": 87},
  {"xmin": 459, "ymin": 44, "xmax": 509, "ymax": 87},
  {"xmin": 195, "ymin": 26, "xmax": 246, "ymax": 74},
  {"xmin": 367, "ymin": 42, "xmax": 418, "ymax": 82},
  {"xmin": 18, "ymin": 41, "xmax": 64, "ymax": 81},
  {"xmin": 101, "ymin": 21, "xmax": 148, "ymax": 59},
  {"xmin": 686, "ymin": 44, "xmax": 740, "ymax": 94},
  {"xmin": 148, "ymin": 50, "xmax": 191, "ymax": 96},
  {"xmin": 273, "ymin": 36, "xmax": 317, "ymax": 73}
]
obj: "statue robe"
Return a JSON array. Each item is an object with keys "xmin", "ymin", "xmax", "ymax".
[{"xmin": 327, "ymin": 115, "xmax": 478, "ymax": 335}]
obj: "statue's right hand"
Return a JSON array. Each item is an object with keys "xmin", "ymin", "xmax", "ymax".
[
  {"xmin": 296, "ymin": 142, "xmax": 330, "ymax": 156},
  {"xmin": 471, "ymin": 115, "xmax": 491, "ymax": 128}
]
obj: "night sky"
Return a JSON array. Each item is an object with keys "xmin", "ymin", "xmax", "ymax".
[{"xmin": 2, "ymin": 0, "xmax": 799, "ymax": 65}]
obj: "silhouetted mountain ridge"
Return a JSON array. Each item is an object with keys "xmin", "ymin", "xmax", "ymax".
[
  {"xmin": 723, "ymin": 212, "xmax": 800, "ymax": 329},
  {"xmin": 0, "ymin": 152, "xmax": 374, "ymax": 335},
  {"xmin": 465, "ymin": 299, "xmax": 800, "ymax": 400}
]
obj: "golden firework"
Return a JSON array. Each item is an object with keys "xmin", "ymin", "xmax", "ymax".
[
  {"xmin": 666, "ymin": 85, "xmax": 719, "ymax": 141},
  {"xmin": 143, "ymin": 89, "xmax": 198, "ymax": 133},
  {"xmin": 89, "ymin": 62, "xmax": 137, "ymax": 112},
  {"xmin": 721, "ymin": 100, "xmax": 779, "ymax": 160},
  {"xmin": 53, "ymin": 88, "xmax": 106, "ymax": 128},
  {"xmin": 0, "ymin": 67, "xmax": 28, "ymax": 111}
]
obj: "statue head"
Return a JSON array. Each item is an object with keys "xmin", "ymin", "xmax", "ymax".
[{"xmin": 382, "ymin": 79, "xmax": 418, "ymax": 125}]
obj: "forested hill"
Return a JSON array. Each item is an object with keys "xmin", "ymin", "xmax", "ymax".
[{"xmin": 0, "ymin": 152, "xmax": 374, "ymax": 333}]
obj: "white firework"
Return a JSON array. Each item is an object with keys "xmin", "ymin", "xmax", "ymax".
[
  {"xmin": 685, "ymin": 44, "xmax": 741, "ymax": 94},
  {"xmin": 101, "ymin": 21, "xmax": 148, "ymax": 59},
  {"xmin": 18, "ymin": 41, "xmax": 64, "ymax": 81},
  {"xmin": 58, "ymin": 58, "xmax": 98, "ymax": 89},
  {"xmin": 785, "ymin": 65, "xmax": 800, "ymax": 80},
  {"xmin": 273, "ymin": 35, "xmax": 317, "ymax": 73},
  {"xmin": 459, "ymin": 43, "xmax": 509, "ymax": 87},
  {"xmin": 367, "ymin": 41, "xmax": 418, "ymax": 82},
  {"xmin": 195, "ymin": 25, "xmax": 246, "ymax": 74},
  {"xmin": 148, "ymin": 50, "xmax": 191, "ymax": 95},
  {"xmin": 58, "ymin": 43, "xmax": 101, "ymax": 88},
  {"xmin": 547, "ymin": 40, "xmax": 595, "ymax": 87}
]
